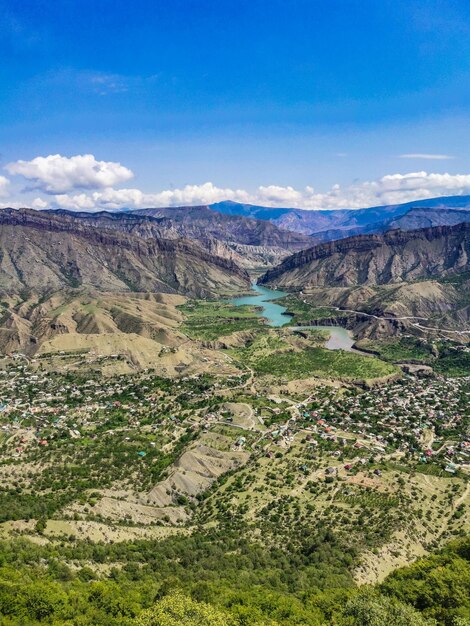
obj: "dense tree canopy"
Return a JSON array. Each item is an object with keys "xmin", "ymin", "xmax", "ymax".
[{"xmin": 0, "ymin": 536, "xmax": 467, "ymax": 624}]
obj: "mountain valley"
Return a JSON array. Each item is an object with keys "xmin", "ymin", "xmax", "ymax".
[
  {"xmin": 4, "ymin": 5, "xmax": 470, "ymax": 623},
  {"xmin": 0, "ymin": 201, "xmax": 468, "ymax": 626}
]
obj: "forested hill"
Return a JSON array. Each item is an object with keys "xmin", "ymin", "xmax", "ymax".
[{"xmin": 0, "ymin": 532, "xmax": 467, "ymax": 624}]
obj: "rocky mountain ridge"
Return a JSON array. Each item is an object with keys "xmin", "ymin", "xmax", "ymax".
[
  {"xmin": 259, "ymin": 221, "xmax": 470, "ymax": 289},
  {"xmin": 131, "ymin": 205, "xmax": 313, "ymax": 268},
  {"xmin": 0, "ymin": 208, "xmax": 250, "ymax": 298},
  {"xmin": 387, "ymin": 207, "xmax": 470, "ymax": 231},
  {"xmin": 47, "ymin": 206, "xmax": 313, "ymax": 269},
  {"xmin": 210, "ymin": 196, "xmax": 470, "ymax": 238},
  {"xmin": 132, "ymin": 205, "xmax": 311, "ymax": 248}
]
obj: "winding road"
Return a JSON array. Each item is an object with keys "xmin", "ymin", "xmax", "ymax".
[{"xmin": 309, "ymin": 302, "xmax": 470, "ymax": 336}]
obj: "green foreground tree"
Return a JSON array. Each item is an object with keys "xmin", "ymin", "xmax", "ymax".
[{"xmin": 135, "ymin": 591, "xmax": 236, "ymax": 626}]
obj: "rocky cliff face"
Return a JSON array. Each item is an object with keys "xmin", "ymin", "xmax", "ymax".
[
  {"xmin": 259, "ymin": 222, "xmax": 470, "ymax": 289},
  {"xmin": 132, "ymin": 205, "xmax": 312, "ymax": 249},
  {"xmin": 0, "ymin": 209, "xmax": 250, "ymax": 298},
  {"xmin": 47, "ymin": 206, "xmax": 312, "ymax": 269}
]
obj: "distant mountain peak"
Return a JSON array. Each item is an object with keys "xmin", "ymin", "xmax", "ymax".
[{"xmin": 209, "ymin": 194, "xmax": 470, "ymax": 239}]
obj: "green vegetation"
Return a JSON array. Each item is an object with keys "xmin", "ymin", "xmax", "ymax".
[
  {"xmin": 220, "ymin": 318, "xmax": 397, "ymax": 381},
  {"xmin": 277, "ymin": 295, "xmax": 348, "ymax": 324},
  {"xmin": 179, "ymin": 300, "xmax": 264, "ymax": 339},
  {"xmin": 438, "ymin": 270, "xmax": 470, "ymax": 286},
  {"xmin": 342, "ymin": 591, "xmax": 434, "ymax": 626},
  {"xmin": 0, "ymin": 530, "xmax": 356, "ymax": 625},
  {"xmin": 248, "ymin": 346, "xmax": 398, "ymax": 380},
  {"xmin": 0, "ymin": 534, "xmax": 467, "ymax": 624},
  {"xmin": 0, "ymin": 294, "xmax": 468, "ymax": 625},
  {"xmin": 381, "ymin": 538, "xmax": 470, "ymax": 625},
  {"xmin": 438, "ymin": 271, "xmax": 470, "ymax": 307},
  {"xmin": 0, "ymin": 428, "xmax": 185, "ymax": 522},
  {"xmin": 356, "ymin": 338, "xmax": 470, "ymax": 377},
  {"xmin": 230, "ymin": 331, "xmax": 289, "ymax": 364},
  {"xmin": 434, "ymin": 347, "xmax": 470, "ymax": 377},
  {"xmin": 357, "ymin": 337, "xmax": 436, "ymax": 363},
  {"xmin": 136, "ymin": 592, "xmax": 236, "ymax": 625}
]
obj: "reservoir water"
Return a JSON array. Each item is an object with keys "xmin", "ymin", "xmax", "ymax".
[
  {"xmin": 230, "ymin": 283, "xmax": 291, "ymax": 327},
  {"xmin": 229, "ymin": 283, "xmax": 354, "ymax": 351},
  {"xmin": 295, "ymin": 325, "xmax": 355, "ymax": 351}
]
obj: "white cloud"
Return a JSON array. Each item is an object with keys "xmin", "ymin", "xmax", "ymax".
[
  {"xmin": 52, "ymin": 193, "xmax": 97, "ymax": 211},
  {"xmin": 399, "ymin": 153, "xmax": 455, "ymax": 160},
  {"xmin": 37, "ymin": 69, "xmax": 157, "ymax": 97},
  {"xmin": 49, "ymin": 182, "xmax": 252, "ymax": 211},
  {"xmin": 87, "ymin": 72, "xmax": 129, "ymax": 95},
  {"xmin": 31, "ymin": 197, "xmax": 48, "ymax": 209},
  {"xmin": 247, "ymin": 172, "xmax": 470, "ymax": 210},
  {"xmin": 5, "ymin": 154, "xmax": 134, "ymax": 194},
  {"xmin": 0, "ymin": 202, "xmax": 26, "ymax": 209},
  {"xmin": 0, "ymin": 176, "xmax": 10, "ymax": 197},
  {"xmin": 15, "ymin": 170, "xmax": 470, "ymax": 213},
  {"xmin": 357, "ymin": 171, "xmax": 470, "ymax": 206},
  {"xmin": 134, "ymin": 182, "xmax": 251, "ymax": 209},
  {"xmin": 257, "ymin": 185, "xmax": 303, "ymax": 205}
]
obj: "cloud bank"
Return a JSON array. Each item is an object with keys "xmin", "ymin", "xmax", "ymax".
[
  {"xmin": 5, "ymin": 154, "xmax": 470, "ymax": 212},
  {"xmin": 6, "ymin": 154, "xmax": 134, "ymax": 194},
  {"xmin": 46, "ymin": 172, "xmax": 470, "ymax": 211}
]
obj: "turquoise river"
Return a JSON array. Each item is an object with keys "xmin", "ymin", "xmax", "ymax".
[{"xmin": 230, "ymin": 283, "xmax": 354, "ymax": 351}]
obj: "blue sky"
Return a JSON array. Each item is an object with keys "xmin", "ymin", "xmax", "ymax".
[{"xmin": 2, "ymin": 0, "xmax": 470, "ymax": 210}]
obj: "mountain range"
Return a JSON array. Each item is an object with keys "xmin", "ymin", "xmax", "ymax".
[
  {"xmin": 130, "ymin": 204, "xmax": 312, "ymax": 268},
  {"xmin": 47, "ymin": 205, "xmax": 313, "ymax": 271},
  {"xmin": 102, "ymin": 193, "xmax": 470, "ymax": 247},
  {"xmin": 209, "ymin": 195, "xmax": 470, "ymax": 238},
  {"xmin": 1, "ymin": 194, "xmax": 470, "ymax": 300},
  {"xmin": 259, "ymin": 221, "xmax": 470, "ymax": 289},
  {"xmin": 0, "ymin": 208, "xmax": 250, "ymax": 298},
  {"xmin": 259, "ymin": 220, "xmax": 470, "ymax": 338}
]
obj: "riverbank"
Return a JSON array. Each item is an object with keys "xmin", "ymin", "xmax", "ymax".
[{"xmin": 229, "ymin": 284, "xmax": 358, "ymax": 351}]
